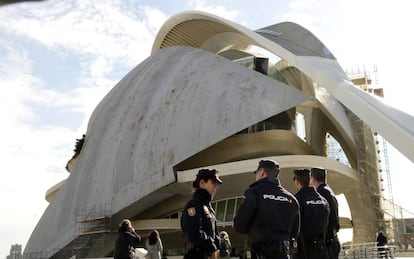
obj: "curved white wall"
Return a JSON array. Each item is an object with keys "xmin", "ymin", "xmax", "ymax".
[{"xmin": 24, "ymin": 45, "xmax": 310, "ymax": 255}]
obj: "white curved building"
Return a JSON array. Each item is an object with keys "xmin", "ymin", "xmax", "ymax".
[{"xmin": 24, "ymin": 11, "xmax": 414, "ymax": 258}]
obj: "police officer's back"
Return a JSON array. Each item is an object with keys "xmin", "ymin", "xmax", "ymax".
[
  {"xmin": 293, "ymin": 168, "xmax": 330, "ymax": 259},
  {"xmin": 181, "ymin": 169, "xmax": 223, "ymax": 259},
  {"xmin": 234, "ymin": 160, "xmax": 300, "ymax": 259},
  {"xmin": 310, "ymin": 167, "xmax": 340, "ymax": 259}
]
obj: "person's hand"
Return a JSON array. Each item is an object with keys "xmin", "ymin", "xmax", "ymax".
[{"xmin": 210, "ymin": 250, "xmax": 219, "ymax": 259}]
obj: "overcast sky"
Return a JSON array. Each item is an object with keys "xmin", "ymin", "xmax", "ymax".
[{"xmin": 1, "ymin": 0, "xmax": 414, "ymax": 257}]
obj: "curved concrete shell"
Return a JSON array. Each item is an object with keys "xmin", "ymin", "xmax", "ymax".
[
  {"xmin": 24, "ymin": 10, "xmax": 414, "ymax": 258},
  {"xmin": 152, "ymin": 11, "xmax": 414, "ymax": 162},
  {"xmin": 24, "ymin": 45, "xmax": 310, "ymax": 257}
]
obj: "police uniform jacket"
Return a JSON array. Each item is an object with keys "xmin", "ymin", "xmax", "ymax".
[
  {"xmin": 181, "ymin": 188, "xmax": 219, "ymax": 254},
  {"xmin": 234, "ymin": 178, "xmax": 300, "ymax": 244},
  {"xmin": 316, "ymin": 184, "xmax": 340, "ymax": 233},
  {"xmin": 295, "ymin": 186, "xmax": 330, "ymax": 241}
]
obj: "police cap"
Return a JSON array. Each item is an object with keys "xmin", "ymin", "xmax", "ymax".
[{"xmin": 196, "ymin": 169, "xmax": 223, "ymax": 184}]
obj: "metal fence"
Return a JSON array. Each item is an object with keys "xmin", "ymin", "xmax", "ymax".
[{"xmin": 340, "ymin": 242, "xmax": 395, "ymax": 259}]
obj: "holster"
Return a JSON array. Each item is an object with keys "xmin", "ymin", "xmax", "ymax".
[
  {"xmin": 307, "ymin": 237, "xmax": 326, "ymax": 250},
  {"xmin": 290, "ymin": 238, "xmax": 298, "ymax": 254},
  {"xmin": 326, "ymin": 231, "xmax": 341, "ymax": 258},
  {"xmin": 326, "ymin": 230, "xmax": 338, "ymax": 245}
]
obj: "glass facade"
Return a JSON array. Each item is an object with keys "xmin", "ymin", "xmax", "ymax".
[{"xmin": 326, "ymin": 133, "xmax": 351, "ymax": 167}]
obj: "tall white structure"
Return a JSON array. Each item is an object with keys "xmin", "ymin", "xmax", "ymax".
[
  {"xmin": 7, "ymin": 244, "xmax": 22, "ymax": 259},
  {"xmin": 24, "ymin": 11, "xmax": 414, "ymax": 258}
]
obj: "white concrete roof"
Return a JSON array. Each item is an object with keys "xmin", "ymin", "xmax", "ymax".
[
  {"xmin": 24, "ymin": 45, "xmax": 310, "ymax": 256},
  {"xmin": 152, "ymin": 10, "xmax": 414, "ymax": 162},
  {"xmin": 25, "ymin": 10, "xmax": 414, "ymax": 256}
]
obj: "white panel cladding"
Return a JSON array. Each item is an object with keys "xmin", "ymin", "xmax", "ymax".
[
  {"xmin": 297, "ymin": 55, "xmax": 414, "ymax": 162},
  {"xmin": 24, "ymin": 46, "xmax": 310, "ymax": 254}
]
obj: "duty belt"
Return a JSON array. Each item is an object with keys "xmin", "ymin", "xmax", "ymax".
[
  {"xmin": 306, "ymin": 237, "xmax": 326, "ymax": 250},
  {"xmin": 253, "ymin": 240, "xmax": 291, "ymax": 256}
]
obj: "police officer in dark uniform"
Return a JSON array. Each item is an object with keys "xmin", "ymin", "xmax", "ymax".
[
  {"xmin": 234, "ymin": 160, "xmax": 300, "ymax": 259},
  {"xmin": 293, "ymin": 168, "xmax": 330, "ymax": 259},
  {"xmin": 181, "ymin": 169, "xmax": 223, "ymax": 259},
  {"xmin": 310, "ymin": 167, "xmax": 341, "ymax": 259}
]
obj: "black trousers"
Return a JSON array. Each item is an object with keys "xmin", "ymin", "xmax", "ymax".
[
  {"xmin": 293, "ymin": 249, "xmax": 329, "ymax": 259},
  {"xmin": 183, "ymin": 247, "xmax": 209, "ymax": 259},
  {"xmin": 327, "ymin": 239, "xmax": 340, "ymax": 259},
  {"xmin": 256, "ymin": 254, "xmax": 288, "ymax": 259},
  {"xmin": 252, "ymin": 241, "xmax": 289, "ymax": 259}
]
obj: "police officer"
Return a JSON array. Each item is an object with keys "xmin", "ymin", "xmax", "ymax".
[
  {"xmin": 181, "ymin": 169, "xmax": 223, "ymax": 259},
  {"xmin": 310, "ymin": 167, "xmax": 341, "ymax": 259},
  {"xmin": 293, "ymin": 168, "xmax": 330, "ymax": 259},
  {"xmin": 234, "ymin": 160, "xmax": 300, "ymax": 259}
]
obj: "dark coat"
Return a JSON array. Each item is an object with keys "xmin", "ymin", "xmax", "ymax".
[
  {"xmin": 181, "ymin": 188, "xmax": 220, "ymax": 255},
  {"xmin": 316, "ymin": 183, "xmax": 341, "ymax": 259},
  {"xmin": 316, "ymin": 184, "xmax": 340, "ymax": 233},
  {"xmin": 113, "ymin": 229, "xmax": 141, "ymax": 259},
  {"xmin": 293, "ymin": 186, "xmax": 330, "ymax": 259},
  {"xmin": 377, "ymin": 233, "xmax": 387, "ymax": 246},
  {"xmin": 295, "ymin": 186, "xmax": 330, "ymax": 240},
  {"xmin": 234, "ymin": 178, "xmax": 300, "ymax": 244}
]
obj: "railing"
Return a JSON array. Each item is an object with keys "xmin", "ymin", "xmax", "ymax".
[{"xmin": 340, "ymin": 242, "xmax": 396, "ymax": 259}]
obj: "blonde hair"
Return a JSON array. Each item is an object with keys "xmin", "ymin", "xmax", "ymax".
[
  {"xmin": 219, "ymin": 230, "xmax": 228, "ymax": 238},
  {"xmin": 119, "ymin": 219, "xmax": 132, "ymax": 231}
]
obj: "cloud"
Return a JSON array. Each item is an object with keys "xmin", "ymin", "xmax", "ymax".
[
  {"xmin": 0, "ymin": 46, "xmax": 37, "ymax": 125},
  {"xmin": 0, "ymin": 1, "xmax": 163, "ymax": 73},
  {"xmin": 0, "ymin": 40, "xmax": 78, "ymax": 255},
  {"xmin": 1, "ymin": 0, "xmax": 414, "ymax": 256},
  {"xmin": 187, "ymin": 0, "xmax": 241, "ymax": 21},
  {"xmin": 0, "ymin": 2, "xmax": 239, "ymax": 255},
  {"xmin": 0, "ymin": 0, "xmax": 171, "ymax": 130},
  {"xmin": 0, "ymin": 1, "xmax": 170, "ymax": 255},
  {"xmin": 275, "ymin": 0, "xmax": 414, "ymax": 118}
]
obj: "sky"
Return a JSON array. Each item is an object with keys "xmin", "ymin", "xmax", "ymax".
[{"xmin": 1, "ymin": 0, "xmax": 414, "ymax": 257}]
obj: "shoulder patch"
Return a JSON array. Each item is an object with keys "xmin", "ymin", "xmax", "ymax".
[{"xmin": 187, "ymin": 207, "xmax": 196, "ymax": 216}]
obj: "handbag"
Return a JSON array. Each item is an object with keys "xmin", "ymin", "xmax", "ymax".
[{"xmin": 129, "ymin": 245, "xmax": 135, "ymax": 258}]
